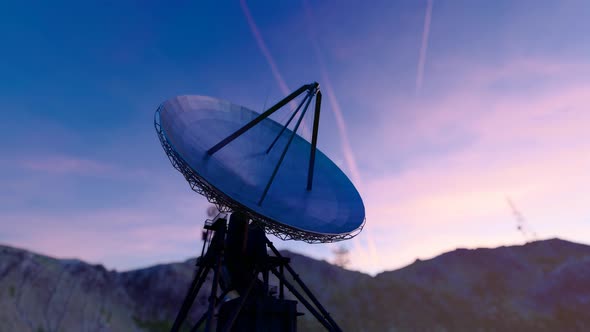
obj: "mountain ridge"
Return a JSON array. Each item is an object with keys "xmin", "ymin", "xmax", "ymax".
[{"xmin": 1, "ymin": 238, "xmax": 589, "ymax": 331}]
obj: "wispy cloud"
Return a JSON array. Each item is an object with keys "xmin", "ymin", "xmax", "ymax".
[
  {"xmin": 239, "ymin": 0, "xmax": 290, "ymax": 96},
  {"xmin": 319, "ymin": 82, "xmax": 363, "ymax": 186},
  {"xmin": 302, "ymin": 0, "xmax": 381, "ymax": 271},
  {"xmin": 355, "ymin": 58, "xmax": 590, "ymax": 273},
  {"xmin": 239, "ymin": 0, "xmax": 311, "ymax": 138},
  {"xmin": 17, "ymin": 154, "xmax": 156, "ymax": 180},
  {"xmin": 416, "ymin": 0, "xmax": 433, "ymax": 95},
  {"xmin": 302, "ymin": 0, "xmax": 362, "ymax": 187},
  {"xmin": 0, "ymin": 192, "xmax": 209, "ymax": 270},
  {"xmin": 20, "ymin": 155, "xmax": 115, "ymax": 176}
]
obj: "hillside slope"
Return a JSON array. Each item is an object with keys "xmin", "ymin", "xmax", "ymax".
[{"xmin": 1, "ymin": 238, "xmax": 589, "ymax": 331}]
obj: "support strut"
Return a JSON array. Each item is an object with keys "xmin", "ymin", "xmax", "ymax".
[
  {"xmin": 258, "ymin": 92, "xmax": 314, "ymax": 206},
  {"xmin": 169, "ymin": 216, "xmax": 343, "ymax": 332},
  {"xmin": 207, "ymin": 83, "xmax": 315, "ymax": 156},
  {"xmin": 206, "ymin": 82, "xmax": 323, "ymax": 204}
]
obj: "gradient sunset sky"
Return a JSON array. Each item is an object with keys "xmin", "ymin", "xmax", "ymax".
[{"xmin": 1, "ymin": 0, "xmax": 589, "ymax": 275}]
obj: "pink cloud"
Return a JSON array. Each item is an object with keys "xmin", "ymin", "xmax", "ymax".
[
  {"xmin": 0, "ymin": 196, "xmax": 209, "ymax": 270},
  {"xmin": 359, "ymin": 57, "xmax": 590, "ymax": 158},
  {"xmin": 9, "ymin": 222, "xmax": 204, "ymax": 269},
  {"xmin": 345, "ymin": 58, "xmax": 590, "ymax": 273}
]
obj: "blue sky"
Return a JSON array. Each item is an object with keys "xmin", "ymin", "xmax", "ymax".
[{"xmin": 1, "ymin": 0, "xmax": 589, "ymax": 275}]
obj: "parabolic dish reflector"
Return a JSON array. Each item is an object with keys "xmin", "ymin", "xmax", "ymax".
[{"xmin": 155, "ymin": 95, "xmax": 365, "ymax": 243}]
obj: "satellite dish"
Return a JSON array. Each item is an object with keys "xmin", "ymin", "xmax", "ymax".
[
  {"xmin": 157, "ymin": 83, "xmax": 359, "ymax": 331},
  {"xmin": 155, "ymin": 82, "xmax": 364, "ymax": 243}
]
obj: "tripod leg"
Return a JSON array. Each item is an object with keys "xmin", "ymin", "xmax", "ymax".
[
  {"xmin": 208, "ymin": 83, "xmax": 314, "ymax": 155},
  {"xmin": 221, "ymin": 272, "xmax": 258, "ymax": 332},
  {"xmin": 204, "ymin": 254, "xmax": 223, "ymax": 332},
  {"xmin": 190, "ymin": 311, "xmax": 209, "ymax": 332},
  {"xmin": 267, "ymin": 240, "xmax": 342, "ymax": 331},
  {"xmin": 270, "ymin": 267, "xmax": 335, "ymax": 331},
  {"xmin": 170, "ymin": 265, "xmax": 211, "ymax": 332},
  {"xmin": 279, "ymin": 264, "xmax": 284, "ymax": 300},
  {"xmin": 190, "ymin": 289, "xmax": 229, "ymax": 332}
]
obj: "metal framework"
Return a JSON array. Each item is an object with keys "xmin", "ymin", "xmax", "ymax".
[
  {"xmin": 170, "ymin": 215, "xmax": 343, "ymax": 332},
  {"xmin": 154, "ymin": 84, "xmax": 364, "ymax": 243}
]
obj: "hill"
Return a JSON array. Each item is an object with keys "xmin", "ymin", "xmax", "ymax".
[{"xmin": 1, "ymin": 238, "xmax": 589, "ymax": 331}]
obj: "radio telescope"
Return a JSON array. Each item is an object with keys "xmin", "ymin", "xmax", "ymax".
[{"xmin": 155, "ymin": 82, "xmax": 365, "ymax": 331}]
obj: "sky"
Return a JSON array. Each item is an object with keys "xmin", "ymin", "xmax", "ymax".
[{"xmin": 1, "ymin": 0, "xmax": 589, "ymax": 276}]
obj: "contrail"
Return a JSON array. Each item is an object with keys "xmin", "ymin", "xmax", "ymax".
[
  {"xmin": 303, "ymin": 0, "xmax": 380, "ymax": 271},
  {"xmin": 239, "ymin": 0, "xmax": 311, "ymax": 138},
  {"xmin": 416, "ymin": 0, "xmax": 433, "ymax": 95},
  {"xmin": 319, "ymin": 79, "xmax": 362, "ymax": 186},
  {"xmin": 240, "ymin": 0, "xmax": 290, "ymax": 95},
  {"xmin": 301, "ymin": 1, "xmax": 362, "ymax": 187}
]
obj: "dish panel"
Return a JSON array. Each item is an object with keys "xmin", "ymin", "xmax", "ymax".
[{"xmin": 155, "ymin": 95, "xmax": 365, "ymax": 242}]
